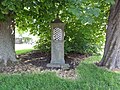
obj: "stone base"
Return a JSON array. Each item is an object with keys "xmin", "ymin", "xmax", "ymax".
[{"xmin": 47, "ymin": 63, "xmax": 70, "ymax": 69}]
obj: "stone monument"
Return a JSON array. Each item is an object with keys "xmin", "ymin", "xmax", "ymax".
[{"xmin": 47, "ymin": 18, "xmax": 70, "ymax": 69}]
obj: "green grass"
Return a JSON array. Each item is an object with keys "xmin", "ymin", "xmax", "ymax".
[
  {"xmin": 0, "ymin": 56, "xmax": 120, "ymax": 90},
  {"xmin": 15, "ymin": 49, "xmax": 33, "ymax": 55}
]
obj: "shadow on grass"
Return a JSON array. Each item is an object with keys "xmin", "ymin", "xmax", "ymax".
[
  {"xmin": 0, "ymin": 56, "xmax": 120, "ymax": 90},
  {"xmin": 76, "ymin": 60, "xmax": 120, "ymax": 90}
]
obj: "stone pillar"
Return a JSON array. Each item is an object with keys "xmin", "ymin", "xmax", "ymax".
[{"xmin": 47, "ymin": 19, "xmax": 69, "ymax": 69}]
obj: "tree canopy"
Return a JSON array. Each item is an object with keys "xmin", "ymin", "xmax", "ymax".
[{"xmin": 0, "ymin": 0, "xmax": 114, "ymax": 54}]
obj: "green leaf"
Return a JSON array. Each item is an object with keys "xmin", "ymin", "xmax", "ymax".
[
  {"xmin": 68, "ymin": 7, "xmax": 82, "ymax": 18},
  {"xmin": 1, "ymin": 8, "xmax": 9, "ymax": 14},
  {"xmin": 105, "ymin": 0, "xmax": 115, "ymax": 5},
  {"xmin": 0, "ymin": 12, "xmax": 5, "ymax": 20},
  {"xmin": 8, "ymin": 4, "xmax": 16, "ymax": 11},
  {"xmin": 1, "ymin": 0, "xmax": 10, "ymax": 6},
  {"xmin": 81, "ymin": 16, "xmax": 94, "ymax": 24},
  {"xmin": 92, "ymin": 8, "xmax": 101, "ymax": 17}
]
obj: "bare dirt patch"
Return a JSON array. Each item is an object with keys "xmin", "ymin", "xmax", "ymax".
[{"xmin": 0, "ymin": 50, "xmax": 88, "ymax": 79}]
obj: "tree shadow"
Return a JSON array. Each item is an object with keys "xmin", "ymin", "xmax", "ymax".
[{"xmin": 17, "ymin": 50, "xmax": 87, "ymax": 70}]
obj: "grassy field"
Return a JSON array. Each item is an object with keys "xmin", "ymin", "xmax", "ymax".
[
  {"xmin": 15, "ymin": 49, "xmax": 33, "ymax": 55},
  {"xmin": 0, "ymin": 52, "xmax": 120, "ymax": 90}
]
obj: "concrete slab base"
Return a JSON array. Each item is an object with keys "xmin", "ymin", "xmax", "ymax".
[{"xmin": 47, "ymin": 63, "xmax": 70, "ymax": 69}]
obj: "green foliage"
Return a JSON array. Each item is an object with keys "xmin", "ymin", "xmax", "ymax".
[
  {"xmin": 22, "ymin": 37, "xmax": 32, "ymax": 44},
  {"xmin": 105, "ymin": 0, "xmax": 115, "ymax": 4},
  {"xmin": 0, "ymin": 56, "xmax": 120, "ymax": 90},
  {"xmin": 0, "ymin": 0, "xmax": 112, "ymax": 54},
  {"xmin": 64, "ymin": 18, "xmax": 106, "ymax": 54},
  {"xmin": 34, "ymin": 31, "xmax": 51, "ymax": 52},
  {"xmin": 33, "ymin": 0, "xmax": 109, "ymax": 54}
]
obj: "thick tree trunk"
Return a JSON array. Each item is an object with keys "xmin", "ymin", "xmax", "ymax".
[
  {"xmin": 0, "ymin": 18, "xmax": 17, "ymax": 66},
  {"xmin": 99, "ymin": 0, "xmax": 120, "ymax": 69},
  {"xmin": 11, "ymin": 19, "xmax": 15, "ymax": 50}
]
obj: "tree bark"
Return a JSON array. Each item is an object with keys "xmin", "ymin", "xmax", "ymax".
[
  {"xmin": 0, "ymin": 17, "xmax": 17, "ymax": 66},
  {"xmin": 11, "ymin": 19, "xmax": 15, "ymax": 50},
  {"xmin": 99, "ymin": 0, "xmax": 120, "ymax": 69}
]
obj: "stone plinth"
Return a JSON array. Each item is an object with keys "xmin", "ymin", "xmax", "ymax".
[
  {"xmin": 47, "ymin": 19, "xmax": 70, "ymax": 69},
  {"xmin": 47, "ymin": 63, "xmax": 70, "ymax": 69}
]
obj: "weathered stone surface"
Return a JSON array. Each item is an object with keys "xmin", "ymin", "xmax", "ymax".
[
  {"xmin": 47, "ymin": 63, "xmax": 70, "ymax": 69},
  {"xmin": 47, "ymin": 63, "xmax": 61, "ymax": 68},
  {"xmin": 51, "ymin": 41, "xmax": 65, "ymax": 64},
  {"xmin": 47, "ymin": 21, "xmax": 70, "ymax": 68}
]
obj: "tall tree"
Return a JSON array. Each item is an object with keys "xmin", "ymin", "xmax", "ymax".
[
  {"xmin": 0, "ymin": 0, "xmax": 24, "ymax": 65},
  {"xmin": 99, "ymin": 0, "xmax": 120, "ymax": 69},
  {"xmin": 0, "ymin": 0, "xmax": 69, "ymax": 66},
  {"xmin": 0, "ymin": 13, "xmax": 16, "ymax": 65}
]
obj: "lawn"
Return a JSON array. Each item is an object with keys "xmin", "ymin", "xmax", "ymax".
[
  {"xmin": 15, "ymin": 49, "xmax": 33, "ymax": 55},
  {"xmin": 0, "ymin": 52, "xmax": 120, "ymax": 90}
]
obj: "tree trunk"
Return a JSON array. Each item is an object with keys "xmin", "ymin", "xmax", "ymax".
[
  {"xmin": 11, "ymin": 19, "xmax": 15, "ymax": 50},
  {"xmin": 0, "ymin": 17, "xmax": 17, "ymax": 66},
  {"xmin": 99, "ymin": 0, "xmax": 120, "ymax": 69}
]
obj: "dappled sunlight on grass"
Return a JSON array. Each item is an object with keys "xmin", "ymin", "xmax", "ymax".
[
  {"xmin": 76, "ymin": 56, "xmax": 120, "ymax": 90},
  {"xmin": 83, "ymin": 55, "xmax": 102, "ymax": 64}
]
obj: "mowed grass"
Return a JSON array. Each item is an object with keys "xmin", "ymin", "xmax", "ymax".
[
  {"xmin": 15, "ymin": 49, "xmax": 33, "ymax": 55},
  {"xmin": 0, "ymin": 53, "xmax": 120, "ymax": 90}
]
